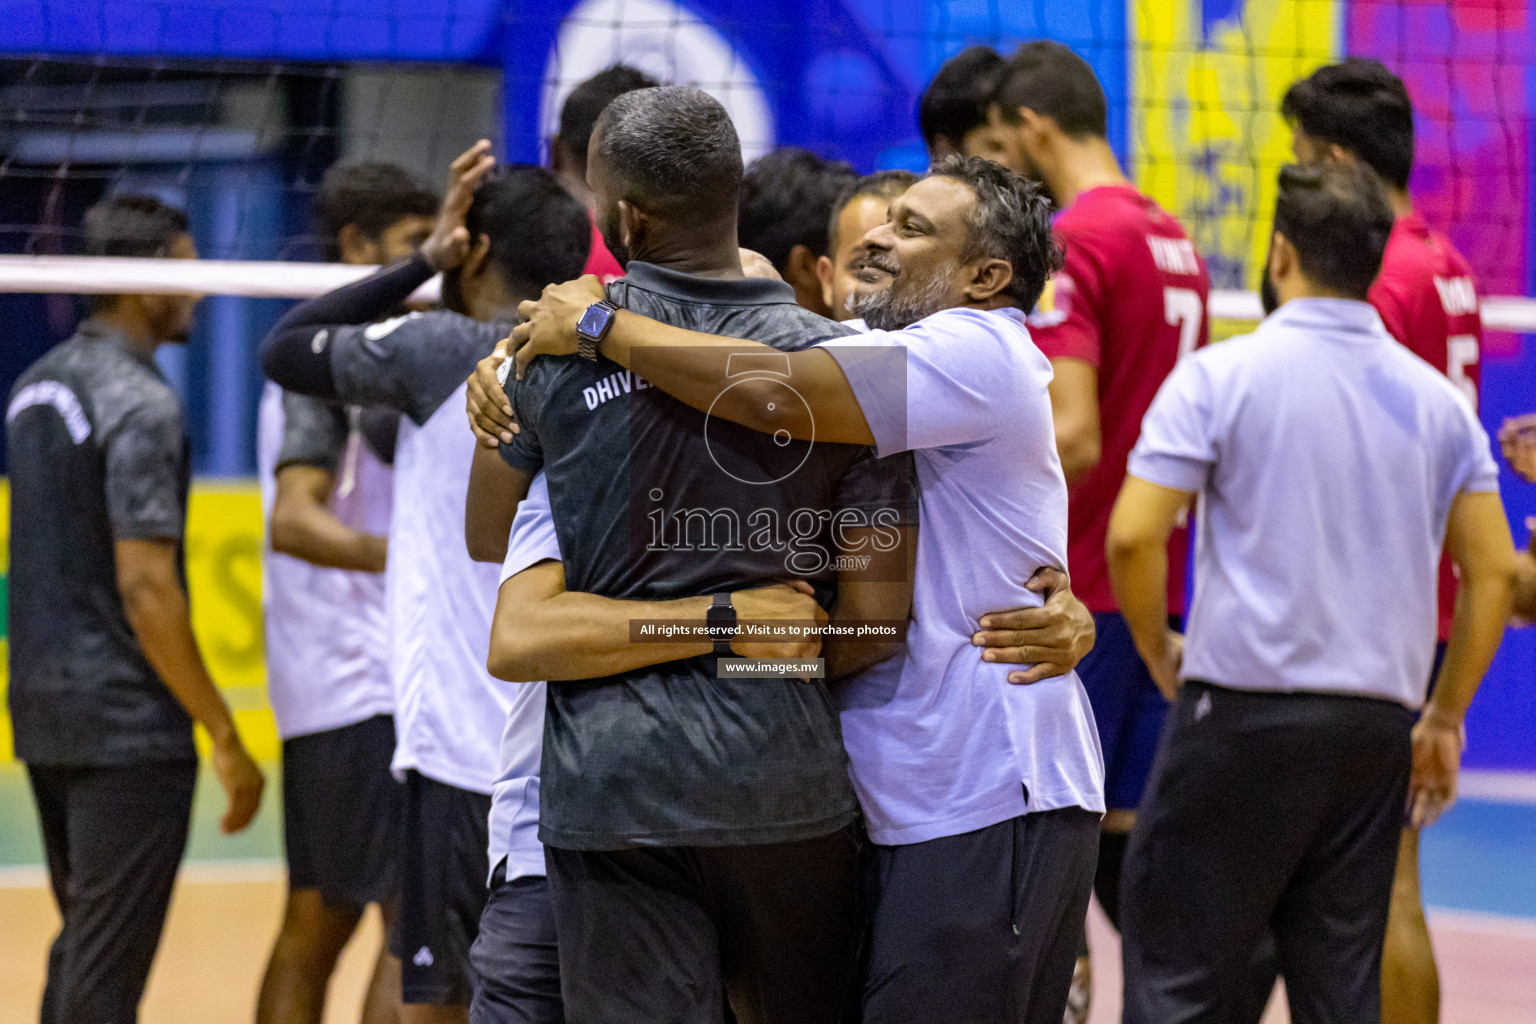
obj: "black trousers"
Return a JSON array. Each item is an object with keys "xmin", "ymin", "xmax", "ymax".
[
  {"xmin": 27, "ymin": 760, "xmax": 197, "ymax": 1024},
  {"xmin": 545, "ymin": 825, "xmax": 862, "ymax": 1024},
  {"xmin": 1121, "ymin": 682, "xmax": 1414, "ymax": 1024},
  {"xmin": 469, "ymin": 862, "xmax": 564, "ymax": 1024},
  {"xmin": 861, "ymin": 808, "xmax": 1101, "ymax": 1024},
  {"xmin": 1235, "ymin": 643, "xmax": 1451, "ymax": 1023}
]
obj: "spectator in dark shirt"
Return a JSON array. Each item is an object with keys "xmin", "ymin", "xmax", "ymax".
[{"xmin": 5, "ymin": 194, "xmax": 265, "ymax": 1024}]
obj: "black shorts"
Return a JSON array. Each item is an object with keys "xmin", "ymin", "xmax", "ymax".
[
  {"xmin": 861, "ymin": 808, "xmax": 1100, "ymax": 1024},
  {"xmin": 546, "ymin": 825, "xmax": 863, "ymax": 1024},
  {"xmin": 389, "ymin": 770, "xmax": 492, "ymax": 1006},
  {"xmin": 469, "ymin": 861, "xmax": 562, "ymax": 1024},
  {"xmin": 282, "ymin": 714, "xmax": 402, "ymax": 908}
]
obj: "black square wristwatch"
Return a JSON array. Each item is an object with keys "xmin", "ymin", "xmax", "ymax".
[
  {"xmin": 707, "ymin": 593, "xmax": 737, "ymax": 656},
  {"xmin": 575, "ymin": 300, "xmax": 619, "ymax": 361}
]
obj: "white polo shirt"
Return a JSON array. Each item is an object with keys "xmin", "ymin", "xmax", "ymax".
[
  {"xmin": 257, "ymin": 384, "xmax": 393, "ymax": 740},
  {"xmin": 486, "ymin": 472, "xmax": 560, "ymax": 883},
  {"xmin": 1129, "ymin": 298, "xmax": 1501, "ymax": 706},
  {"xmin": 822, "ymin": 307, "xmax": 1105, "ymax": 845}
]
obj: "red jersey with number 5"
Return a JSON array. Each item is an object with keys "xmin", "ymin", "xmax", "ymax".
[
  {"xmin": 1028, "ymin": 185, "xmax": 1211, "ymax": 615},
  {"xmin": 1369, "ymin": 211, "xmax": 1482, "ymax": 640}
]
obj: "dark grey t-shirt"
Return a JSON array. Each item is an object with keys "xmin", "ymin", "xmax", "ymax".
[
  {"xmin": 320, "ymin": 310, "xmax": 509, "ymax": 425},
  {"xmin": 276, "ymin": 391, "xmax": 349, "ymax": 473},
  {"xmin": 501, "ymin": 262, "xmax": 908, "ymax": 850},
  {"xmin": 5, "ymin": 322, "xmax": 194, "ymax": 766}
]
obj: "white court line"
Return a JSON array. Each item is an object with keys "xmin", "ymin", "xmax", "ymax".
[
  {"xmin": 1458, "ymin": 770, "xmax": 1536, "ymax": 805},
  {"xmin": 1428, "ymin": 908, "xmax": 1536, "ymax": 940}
]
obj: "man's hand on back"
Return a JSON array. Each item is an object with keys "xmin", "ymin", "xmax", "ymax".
[
  {"xmin": 467, "ymin": 341, "xmax": 517, "ymax": 447},
  {"xmin": 730, "ymin": 582, "xmax": 828, "ymax": 662},
  {"xmin": 512, "ymin": 275, "xmax": 606, "ymax": 378},
  {"xmin": 971, "ymin": 567, "xmax": 1097, "ymax": 684},
  {"xmin": 466, "ymin": 274, "xmax": 603, "ymax": 444}
]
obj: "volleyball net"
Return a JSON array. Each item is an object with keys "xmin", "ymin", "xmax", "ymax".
[{"xmin": 2, "ymin": 0, "xmax": 1533, "ymax": 470}]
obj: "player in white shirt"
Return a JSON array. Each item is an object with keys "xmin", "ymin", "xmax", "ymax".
[
  {"xmin": 261, "ymin": 147, "xmax": 591, "ymax": 1023},
  {"xmin": 256, "ymin": 162, "xmax": 434, "ymax": 1024}
]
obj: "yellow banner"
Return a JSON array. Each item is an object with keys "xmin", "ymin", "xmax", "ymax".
[
  {"xmin": 1132, "ymin": 0, "xmax": 1339, "ymax": 291},
  {"xmin": 0, "ymin": 479, "xmax": 279, "ymax": 764}
]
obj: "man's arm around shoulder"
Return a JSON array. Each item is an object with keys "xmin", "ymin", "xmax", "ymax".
[
  {"xmin": 509, "ymin": 276, "xmax": 875, "ymax": 445},
  {"xmin": 487, "ymin": 565, "xmax": 828, "ymax": 683}
]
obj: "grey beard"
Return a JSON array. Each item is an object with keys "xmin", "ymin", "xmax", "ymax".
[{"xmin": 851, "ymin": 264, "xmax": 957, "ymax": 331}]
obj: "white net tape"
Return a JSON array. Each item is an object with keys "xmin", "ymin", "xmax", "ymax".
[
  {"xmin": 1, "ymin": 255, "xmax": 1534, "ymax": 332},
  {"xmin": 0, "ymin": 256, "xmax": 441, "ymax": 304}
]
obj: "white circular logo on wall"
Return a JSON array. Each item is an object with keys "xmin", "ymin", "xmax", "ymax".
[{"xmin": 541, "ymin": 0, "xmax": 776, "ymax": 163}]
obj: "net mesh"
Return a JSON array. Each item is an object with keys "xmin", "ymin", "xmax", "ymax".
[
  {"xmin": 2, "ymin": 2, "xmax": 1530, "ymax": 294},
  {"xmin": 0, "ymin": 0, "xmax": 1532, "ymax": 473}
]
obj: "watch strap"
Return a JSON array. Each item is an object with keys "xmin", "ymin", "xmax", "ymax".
[
  {"xmin": 576, "ymin": 300, "xmax": 618, "ymax": 362},
  {"xmin": 708, "ymin": 592, "xmax": 736, "ymax": 656}
]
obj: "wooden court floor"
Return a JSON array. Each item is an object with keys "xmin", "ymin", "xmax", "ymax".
[
  {"xmin": 0, "ymin": 869, "xmax": 381, "ymax": 1024},
  {"xmin": 3, "ymin": 873, "xmax": 1532, "ymax": 1024}
]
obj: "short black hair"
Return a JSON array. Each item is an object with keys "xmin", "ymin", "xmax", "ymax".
[
  {"xmin": 468, "ymin": 164, "xmax": 591, "ymax": 297},
  {"xmin": 82, "ymin": 194, "xmax": 190, "ymax": 313},
  {"xmin": 595, "ymin": 86, "xmax": 744, "ymax": 223},
  {"xmin": 81, "ymin": 194, "xmax": 188, "ymax": 258},
  {"xmin": 314, "ymin": 161, "xmax": 438, "ymax": 261},
  {"xmin": 826, "ymin": 169, "xmax": 919, "ymax": 252},
  {"xmin": 1272, "ymin": 161, "xmax": 1394, "ymax": 299},
  {"xmin": 738, "ymin": 147, "xmax": 858, "ymax": 270},
  {"xmin": 918, "ymin": 46, "xmax": 1007, "ymax": 152},
  {"xmin": 996, "ymin": 40, "xmax": 1108, "ymax": 139},
  {"xmin": 557, "ymin": 64, "xmax": 661, "ymax": 174},
  {"xmin": 930, "ymin": 154, "xmax": 1063, "ymax": 310},
  {"xmin": 1281, "ymin": 58, "xmax": 1414, "ymax": 190}
]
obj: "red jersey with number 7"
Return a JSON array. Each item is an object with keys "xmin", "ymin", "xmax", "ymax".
[
  {"xmin": 1028, "ymin": 184, "xmax": 1210, "ymax": 616},
  {"xmin": 1369, "ymin": 211, "xmax": 1482, "ymax": 641}
]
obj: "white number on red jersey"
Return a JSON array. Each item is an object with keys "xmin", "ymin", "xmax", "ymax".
[
  {"xmin": 1164, "ymin": 287, "xmax": 1204, "ymax": 360},
  {"xmin": 1448, "ymin": 334, "xmax": 1479, "ymax": 410}
]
